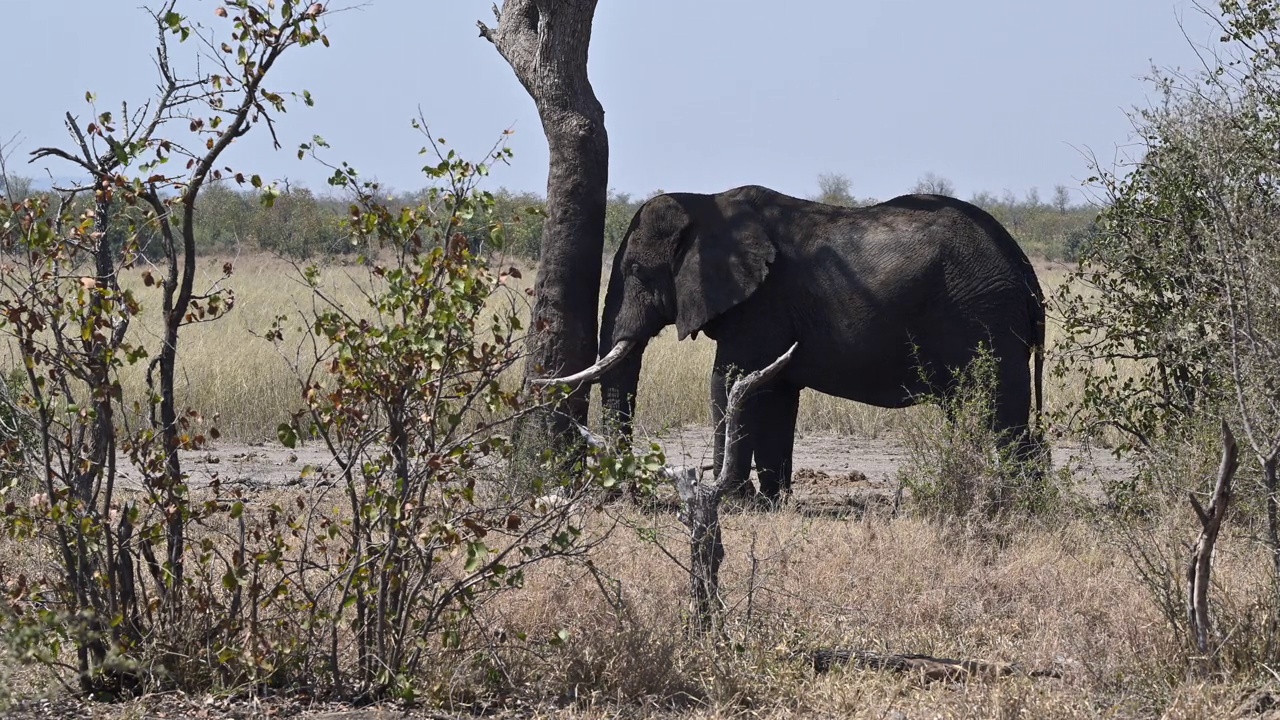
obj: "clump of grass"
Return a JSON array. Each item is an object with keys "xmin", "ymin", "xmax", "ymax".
[
  {"xmin": 0, "ymin": 367, "xmax": 35, "ymax": 495},
  {"xmin": 897, "ymin": 346, "xmax": 1067, "ymax": 525}
]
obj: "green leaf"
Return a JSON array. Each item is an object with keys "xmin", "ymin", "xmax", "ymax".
[
  {"xmin": 277, "ymin": 423, "xmax": 298, "ymax": 448},
  {"xmin": 464, "ymin": 540, "xmax": 487, "ymax": 573}
]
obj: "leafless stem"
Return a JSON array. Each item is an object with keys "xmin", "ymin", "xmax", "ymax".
[{"xmin": 1186, "ymin": 419, "xmax": 1238, "ymax": 675}]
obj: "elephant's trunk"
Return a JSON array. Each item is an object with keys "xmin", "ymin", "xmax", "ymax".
[
  {"xmin": 599, "ymin": 336, "xmax": 647, "ymax": 442},
  {"xmin": 598, "ymin": 261, "xmax": 646, "ymax": 443}
]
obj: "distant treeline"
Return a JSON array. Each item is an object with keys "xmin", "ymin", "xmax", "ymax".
[{"xmin": 1, "ymin": 172, "xmax": 1099, "ymax": 262}]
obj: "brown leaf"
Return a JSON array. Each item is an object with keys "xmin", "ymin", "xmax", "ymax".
[
  {"xmin": 462, "ymin": 517, "xmax": 489, "ymax": 539},
  {"xmin": 79, "ymin": 277, "xmax": 97, "ymax": 290},
  {"xmin": 215, "ymin": 6, "xmax": 227, "ymax": 17}
]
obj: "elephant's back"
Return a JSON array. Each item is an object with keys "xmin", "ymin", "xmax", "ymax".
[
  {"xmin": 836, "ymin": 194, "xmax": 1041, "ymax": 307},
  {"xmin": 771, "ymin": 194, "xmax": 1042, "ymax": 352}
]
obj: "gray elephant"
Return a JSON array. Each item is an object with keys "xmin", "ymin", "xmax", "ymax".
[{"xmin": 543, "ymin": 184, "xmax": 1045, "ymax": 501}]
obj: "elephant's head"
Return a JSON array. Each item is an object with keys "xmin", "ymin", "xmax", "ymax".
[{"xmin": 536, "ymin": 187, "xmax": 778, "ymax": 439}]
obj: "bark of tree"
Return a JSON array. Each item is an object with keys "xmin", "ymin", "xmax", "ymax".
[
  {"xmin": 479, "ymin": 0, "xmax": 609, "ymax": 441},
  {"xmin": 1186, "ymin": 419, "xmax": 1238, "ymax": 676},
  {"xmin": 669, "ymin": 344, "xmax": 796, "ymax": 634}
]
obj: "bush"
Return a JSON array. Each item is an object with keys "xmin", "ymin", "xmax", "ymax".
[
  {"xmin": 0, "ymin": 2, "xmax": 341, "ymax": 696},
  {"xmin": 898, "ymin": 346, "xmax": 1064, "ymax": 524},
  {"xmin": 243, "ymin": 129, "xmax": 647, "ymax": 700}
]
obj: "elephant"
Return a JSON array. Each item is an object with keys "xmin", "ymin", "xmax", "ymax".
[{"xmin": 541, "ymin": 184, "xmax": 1046, "ymax": 501}]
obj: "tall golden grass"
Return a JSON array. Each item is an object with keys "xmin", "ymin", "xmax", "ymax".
[{"xmin": 79, "ymin": 254, "xmax": 1093, "ymax": 443}]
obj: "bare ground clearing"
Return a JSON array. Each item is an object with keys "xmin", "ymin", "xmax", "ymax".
[{"xmin": 113, "ymin": 426, "xmax": 1135, "ymax": 508}]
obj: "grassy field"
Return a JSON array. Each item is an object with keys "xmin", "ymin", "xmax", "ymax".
[
  {"xmin": 0, "ymin": 495, "xmax": 1263, "ymax": 718},
  {"xmin": 79, "ymin": 253, "xmax": 1086, "ymax": 443},
  {"xmin": 479, "ymin": 507, "xmax": 1246, "ymax": 718},
  {"xmin": 7, "ymin": 252, "xmax": 1253, "ymax": 719}
]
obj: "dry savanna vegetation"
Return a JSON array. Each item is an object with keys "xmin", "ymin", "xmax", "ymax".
[
  {"xmin": 8, "ymin": 2, "xmax": 1280, "ymax": 719},
  {"xmin": 0, "ymin": 255, "xmax": 1083, "ymax": 441}
]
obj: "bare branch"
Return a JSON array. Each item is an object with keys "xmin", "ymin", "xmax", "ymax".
[
  {"xmin": 28, "ymin": 146, "xmax": 95, "ymax": 176},
  {"xmin": 1186, "ymin": 419, "xmax": 1238, "ymax": 673}
]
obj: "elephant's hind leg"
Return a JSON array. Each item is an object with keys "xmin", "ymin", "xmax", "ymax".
[{"xmin": 991, "ymin": 350, "xmax": 1048, "ymax": 484}]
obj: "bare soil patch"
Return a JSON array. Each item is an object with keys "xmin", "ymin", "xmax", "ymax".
[
  {"xmin": 651, "ymin": 426, "xmax": 1133, "ymax": 505},
  {"xmin": 130, "ymin": 426, "xmax": 1135, "ymax": 510}
]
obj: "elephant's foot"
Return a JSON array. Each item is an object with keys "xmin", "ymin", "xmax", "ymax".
[
  {"xmin": 721, "ymin": 482, "xmax": 794, "ymax": 513},
  {"xmin": 757, "ymin": 490, "xmax": 792, "ymax": 512},
  {"xmin": 722, "ymin": 476, "xmax": 758, "ymax": 500}
]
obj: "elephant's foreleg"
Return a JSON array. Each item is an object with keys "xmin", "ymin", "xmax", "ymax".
[
  {"xmin": 711, "ymin": 367, "xmax": 755, "ymax": 497},
  {"xmin": 753, "ymin": 384, "xmax": 800, "ymax": 500}
]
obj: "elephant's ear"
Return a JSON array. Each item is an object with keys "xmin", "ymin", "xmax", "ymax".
[{"xmin": 673, "ymin": 207, "xmax": 776, "ymax": 340}]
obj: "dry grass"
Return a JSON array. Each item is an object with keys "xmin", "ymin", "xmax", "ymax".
[
  {"xmin": 25, "ymin": 254, "xmax": 1102, "ymax": 444},
  {"xmin": 5, "ymin": 487, "xmax": 1262, "ymax": 718},
  {"xmin": 453, "ymin": 504, "xmax": 1265, "ymax": 718},
  {"xmin": 5, "ymin": 253, "xmax": 1218, "ymax": 718}
]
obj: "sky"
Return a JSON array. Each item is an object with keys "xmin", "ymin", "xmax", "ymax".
[{"xmin": 1, "ymin": 0, "xmax": 1221, "ymax": 205}]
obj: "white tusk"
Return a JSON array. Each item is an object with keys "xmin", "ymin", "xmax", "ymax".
[
  {"xmin": 532, "ymin": 340, "xmax": 636, "ymax": 387},
  {"xmin": 576, "ymin": 423, "xmax": 608, "ymax": 450}
]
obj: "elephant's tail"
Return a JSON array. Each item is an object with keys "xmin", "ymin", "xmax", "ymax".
[
  {"xmin": 1034, "ymin": 340, "xmax": 1044, "ymax": 429},
  {"xmin": 1022, "ymin": 261, "xmax": 1047, "ymax": 434},
  {"xmin": 1030, "ymin": 292, "xmax": 1046, "ymax": 434}
]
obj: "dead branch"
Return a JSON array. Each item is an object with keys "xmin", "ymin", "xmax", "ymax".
[
  {"xmin": 571, "ymin": 344, "xmax": 797, "ymax": 632},
  {"xmin": 669, "ymin": 343, "xmax": 797, "ymax": 632},
  {"xmin": 1186, "ymin": 418, "xmax": 1238, "ymax": 673}
]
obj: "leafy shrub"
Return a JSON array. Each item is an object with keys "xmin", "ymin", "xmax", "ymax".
[
  {"xmin": 243, "ymin": 129, "xmax": 646, "ymax": 700},
  {"xmin": 0, "ymin": 1, "xmax": 337, "ymax": 696}
]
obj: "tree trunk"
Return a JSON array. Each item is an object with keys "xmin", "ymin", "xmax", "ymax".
[{"xmin": 480, "ymin": 0, "xmax": 609, "ymax": 440}]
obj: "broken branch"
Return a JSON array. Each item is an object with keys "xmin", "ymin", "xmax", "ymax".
[{"xmin": 1186, "ymin": 419, "xmax": 1238, "ymax": 673}]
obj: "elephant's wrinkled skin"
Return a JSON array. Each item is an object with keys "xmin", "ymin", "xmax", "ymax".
[{"xmin": 587, "ymin": 184, "xmax": 1045, "ymax": 500}]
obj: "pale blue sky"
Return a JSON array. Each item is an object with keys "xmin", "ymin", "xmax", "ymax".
[{"xmin": 3, "ymin": 1, "xmax": 1217, "ymax": 203}]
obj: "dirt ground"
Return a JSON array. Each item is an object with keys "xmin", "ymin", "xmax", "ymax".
[{"xmin": 116, "ymin": 426, "xmax": 1135, "ymax": 508}]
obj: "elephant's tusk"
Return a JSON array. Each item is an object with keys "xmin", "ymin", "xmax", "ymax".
[{"xmin": 532, "ymin": 340, "xmax": 635, "ymax": 387}]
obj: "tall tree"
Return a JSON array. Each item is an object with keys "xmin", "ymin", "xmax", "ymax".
[{"xmin": 479, "ymin": 0, "xmax": 608, "ymax": 440}]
